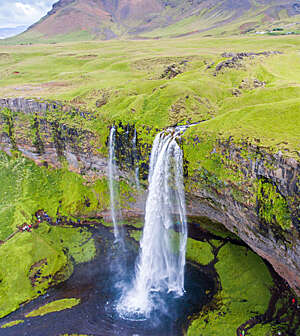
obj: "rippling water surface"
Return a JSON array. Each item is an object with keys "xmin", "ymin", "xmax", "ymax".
[{"xmin": 0, "ymin": 225, "xmax": 215, "ymax": 336}]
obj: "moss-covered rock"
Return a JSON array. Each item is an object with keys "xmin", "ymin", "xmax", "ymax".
[
  {"xmin": 25, "ymin": 298, "xmax": 80, "ymax": 318},
  {"xmin": 0, "ymin": 232, "xmax": 69, "ymax": 318},
  {"xmin": 186, "ymin": 239, "xmax": 214, "ymax": 265},
  {"xmin": 0, "ymin": 221, "xmax": 95, "ymax": 318},
  {"xmin": 188, "ymin": 244, "xmax": 273, "ymax": 336},
  {"xmin": 257, "ymin": 177, "xmax": 292, "ymax": 230},
  {"xmin": 0, "ymin": 320, "xmax": 24, "ymax": 329}
]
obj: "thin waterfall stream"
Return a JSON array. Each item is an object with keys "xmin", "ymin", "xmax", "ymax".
[
  {"xmin": 108, "ymin": 125, "xmax": 121, "ymax": 242},
  {"xmin": 117, "ymin": 128, "xmax": 188, "ymax": 319}
]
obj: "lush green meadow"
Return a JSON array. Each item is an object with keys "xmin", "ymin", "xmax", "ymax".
[{"xmin": 1, "ymin": 35, "xmax": 299, "ymax": 156}]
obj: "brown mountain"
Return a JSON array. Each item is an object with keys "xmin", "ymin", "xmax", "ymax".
[{"xmin": 16, "ymin": 0, "xmax": 300, "ymax": 41}]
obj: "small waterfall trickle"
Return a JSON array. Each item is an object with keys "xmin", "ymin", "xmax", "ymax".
[
  {"xmin": 117, "ymin": 129, "xmax": 187, "ymax": 319},
  {"xmin": 132, "ymin": 129, "xmax": 140, "ymax": 190},
  {"xmin": 108, "ymin": 125, "xmax": 121, "ymax": 242}
]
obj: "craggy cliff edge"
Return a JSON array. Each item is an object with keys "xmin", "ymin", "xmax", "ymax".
[{"xmin": 0, "ymin": 97, "xmax": 299, "ymax": 296}]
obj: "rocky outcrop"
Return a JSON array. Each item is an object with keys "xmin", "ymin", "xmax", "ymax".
[{"xmin": 214, "ymin": 51, "xmax": 283, "ymax": 75}]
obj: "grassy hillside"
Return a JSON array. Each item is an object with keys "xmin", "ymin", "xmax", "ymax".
[{"xmin": 0, "ymin": 35, "xmax": 299, "ymax": 156}]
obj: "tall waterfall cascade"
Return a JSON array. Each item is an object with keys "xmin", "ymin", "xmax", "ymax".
[
  {"xmin": 117, "ymin": 129, "xmax": 188, "ymax": 319},
  {"xmin": 108, "ymin": 126, "xmax": 121, "ymax": 241}
]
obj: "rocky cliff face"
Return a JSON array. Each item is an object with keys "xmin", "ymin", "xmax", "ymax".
[
  {"xmin": 0, "ymin": 98, "xmax": 299, "ymax": 295},
  {"xmin": 183, "ymin": 136, "xmax": 300, "ymax": 295},
  {"xmin": 0, "ymin": 98, "xmax": 107, "ymax": 178}
]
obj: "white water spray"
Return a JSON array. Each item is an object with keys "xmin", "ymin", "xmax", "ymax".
[
  {"xmin": 118, "ymin": 129, "xmax": 187, "ymax": 318},
  {"xmin": 108, "ymin": 126, "xmax": 121, "ymax": 241}
]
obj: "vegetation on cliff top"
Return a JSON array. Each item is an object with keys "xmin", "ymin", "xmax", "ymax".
[{"xmin": 0, "ymin": 36, "xmax": 299, "ymax": 158}]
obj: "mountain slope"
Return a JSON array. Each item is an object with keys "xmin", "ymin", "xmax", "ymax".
[{"xmin": 5, "ymin": 0, "xmax": 300, "ymax": 42}]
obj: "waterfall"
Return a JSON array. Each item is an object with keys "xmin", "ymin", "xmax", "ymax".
[
  {"xmin": 117, "ymin": 129, "xmax": 187, "ymax": 319},
  {"xmin": 108, "ymin": 125, "xmax": 121, "ymax": 241},
  {"xmin": 132, "ymin": 129, "xmax": 140, "ymax": 190}
]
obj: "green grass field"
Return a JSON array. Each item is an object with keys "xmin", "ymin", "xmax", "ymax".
[{"xmin": 0, "ymin": 35, "xmax": 299, "ymax": 156}]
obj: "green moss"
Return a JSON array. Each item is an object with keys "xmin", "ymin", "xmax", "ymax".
[
  {"xmin": 36, "ymin": 222, "xmax": 96, "ymax": 264},
  {"xmin": 129, "ymin": 230, "xmax": 142, "ymax": 242},
  {"xmin": 186, "ymin": 238, "xmax": 214, "ymax": 265},
  {"xmin": 0, "ymin": 320, "xmax": 24, "ymax": 328},
  {"xmin": 188, "ymin": 243, "xmax": 273, "ymax": 336},
  {"xmin": 101, "ymin": 220, "xmax": 114, "ymax": 228},
  {"xmin": 0, "ymin": 152, "xmax": 109, "ymax": 241},
  {"xmin": 0, "ymin": 169, "xmax": 96, "ymax": 319},
  {"xmin": 0, "ymin": 108, "xmax": 17, "ymax": 150},
  {"xmin": 211, "ymin": 239, "xmax": 223, "ymax": 248},
  {"xmin": 248, "ymin": 323, "xmax": 272, "ymax": 336},
  {"xmin": 126, "ymin": 221, "xmax": 143, "ymax": 229},
  {"xmin": 257, "ymin": 178, "xmax": 292, "ymax": 230},
  {"xmin": 0, "ymin": 232, "xmax": 69, "ymax": 318},
  {"xmin": 26, "ymin": 298, "xmax": 80, "ymax": 318}
]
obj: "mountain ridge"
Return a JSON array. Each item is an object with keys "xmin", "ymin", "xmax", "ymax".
[{"xmin": 6, "ymin": 0, "xmax": 300, "ymax": 42}]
